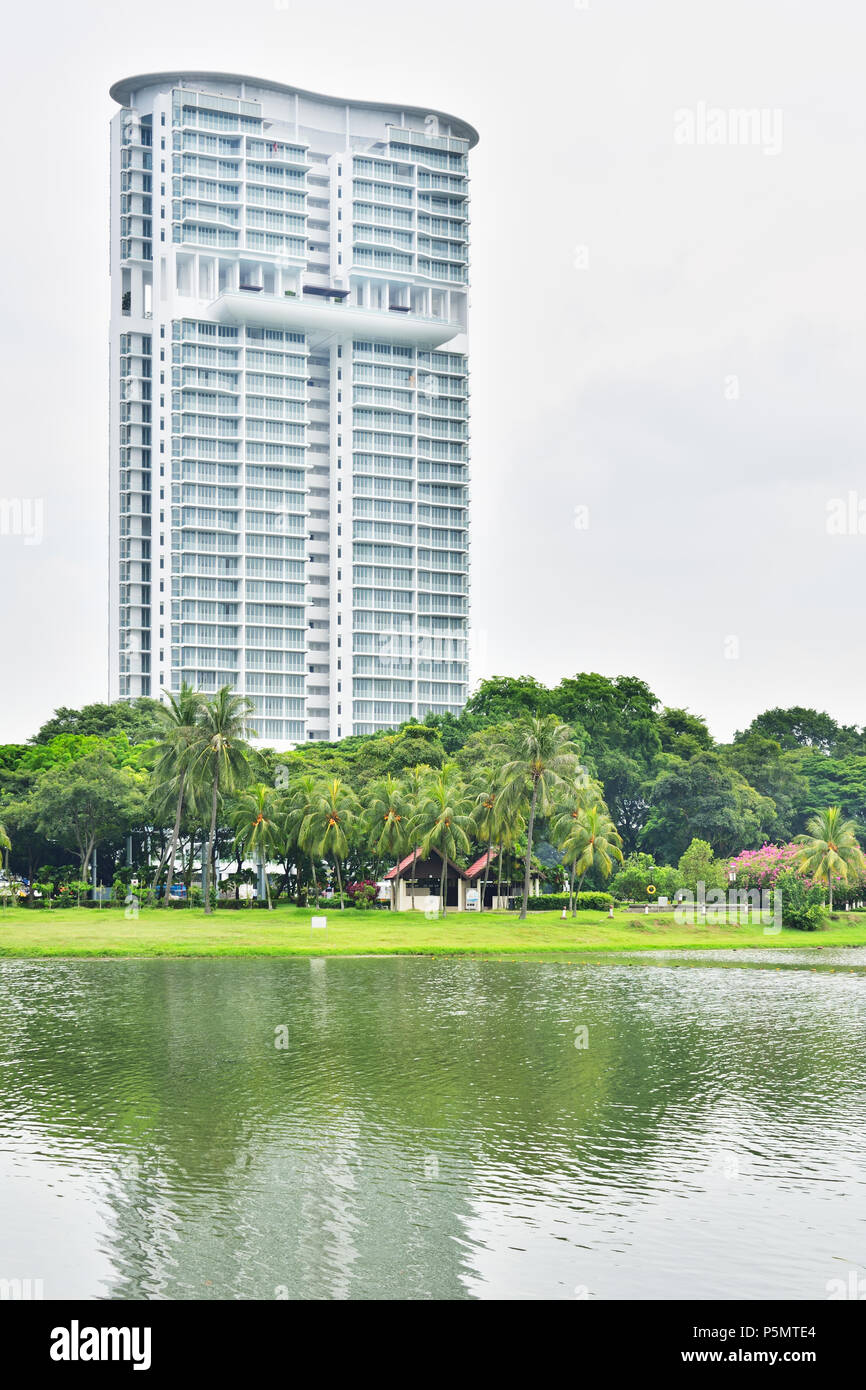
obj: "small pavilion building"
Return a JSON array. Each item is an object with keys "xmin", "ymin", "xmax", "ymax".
[
  {"xmin": 384, "ymin": 847, "xmax": 544, "ymax": 911},
  {"xmin": 464, "ymin": 849, "xmax": 542, "ymax": 909},
  {"xmin": 384, "ymin": 848, "xmax": 470, "ymax": 912},
  {"xmin": 464, "ymin": 850, "xmax": 506, "ymax": 910}
]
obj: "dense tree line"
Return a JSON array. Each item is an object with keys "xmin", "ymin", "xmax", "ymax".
[{"xmin": 2, "ymin": 672, "xmax": 865, "ymax": 910}]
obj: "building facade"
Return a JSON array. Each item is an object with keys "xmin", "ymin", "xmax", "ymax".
[{"xmin": 108, "ymin": 71, "xmax": 475, "ymax": 745}]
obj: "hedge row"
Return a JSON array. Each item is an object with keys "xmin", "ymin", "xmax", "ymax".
[{"xmin": 526, "ymin": 891, "xmax": 614, "ymax": 912}]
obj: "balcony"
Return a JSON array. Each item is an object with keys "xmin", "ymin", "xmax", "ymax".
[{"xmin": 208, "ymin": 289, "xmax": 462, "ymax": 349}]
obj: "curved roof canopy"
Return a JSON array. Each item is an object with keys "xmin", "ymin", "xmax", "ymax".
[{"xmin": 109, "ymin": 71, "xmax": 479, "ymax": 148}]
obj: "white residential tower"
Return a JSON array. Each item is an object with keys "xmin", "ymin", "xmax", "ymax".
[{"xmin": 108, "ymin": 71, "xmax": 475, "ymax": 744}]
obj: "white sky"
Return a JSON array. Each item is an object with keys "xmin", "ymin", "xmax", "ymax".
[{"xmin": 1, "ymin": 0, "xmax": 865, "ymax": 744}]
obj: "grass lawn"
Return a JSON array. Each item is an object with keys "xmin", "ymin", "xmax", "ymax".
[{"xmin": 1, "ymin": 904, "xmax": 866, "ymax": 957}]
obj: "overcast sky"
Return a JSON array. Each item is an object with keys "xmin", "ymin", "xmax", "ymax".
[{"xmin": 1, "ymin": 0, "xmax": 865, "ymax": 744}]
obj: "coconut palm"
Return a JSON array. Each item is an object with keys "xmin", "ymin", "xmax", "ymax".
[
  {"xmin": 152, "ymin": 683, "xmax": 204, "ymax": 907},
  {"xmin": 0, "ymin": 824, "xmax": 11, "ymax": 909},
  {"xmin": 189, "ymin": 686, "xmax": 257, "ymax": 914},
  {"xmin": 469, "ymin": 765, "xmax": 503, "ymax": 912},
  {"xmin": 795, "ymin": 806, "xmax": 865, "ymax": 910},
  {"xmin": 558, "ymin": 805, "xmax": 624, "ymax": 916},
  {"xmin": 493, "ymin": 799, "xmax": 525, "ymax": 911},
  {"xmin": 301, "ymin": 778, "xmax": 359, "ymax": 909},
  {"xmin": 232, "ymin": 783, "xmax": 279, "ymax": 910},
  {"xmin": 502, "ymin": 715, "xmax": 583, "ymax": 919},
  {"xmin": 285, "ymin": 774, "xmax": 324, "ymax": 904},
  {"xmin": 401, "ymin": 764, "xmax": 434, "ymax": 911},
  {"xmin": 363, "ymin": 775, "xmax": 409, "ymax": 906},
  {"xmin": 416, "ymin": 764, "xmax": 474, "ymax": 917},
  {"xmin": 550, "ymin": 774, "xmax": 605, "ymax": 913}
]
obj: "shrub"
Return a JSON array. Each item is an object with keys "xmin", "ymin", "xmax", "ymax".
[
  {"xmin": 575, "ymin": 891, "xmax": 614, "ymax": 911},
  {"xmin": 346, "ymin": 880, "xmax": 378, "ymax": 909},
  {"xmin": 207, "ymin": 899, "xmax": 270, "ymax": 911},
  {"xmin": 612, "ymin": 854, "xmax": 681, "ymax": 902},
  {"xmin": 677, "ymin": 838, "xmax": 727, "ymax": 894},
  {"xmin": 524, "ymin": 893, "xmax": 566, "ymax": 911},
  {"xmin": 729, "ymin": 843, "xmax": 801, "ymax": 891},
  {"xmin": 525, "ymin": 891, "xmax": 613, "ymax": 912},
  {"xmin": 56, "ymin": 881, "xmax": 91, "ymax": 905},
  {"xmin": 772, "ymin": 869, "xmax": 825, "ymax": 931}
]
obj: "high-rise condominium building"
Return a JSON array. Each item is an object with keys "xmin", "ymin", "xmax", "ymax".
[{"xmin": 108, "ymin": 71, "xmax": 475, "ymax": 746}]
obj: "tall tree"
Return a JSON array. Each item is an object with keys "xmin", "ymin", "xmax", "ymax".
[
  {"xmin": 793, "ymin": 751, "xmax": 866, "ymax": 833},
  {"xmin": 795, "ymin": 806, "xmax": 865, "ymax": 910},
  {"xmin": 400, "ymin": 764, "xmax": 434, "ymax": 911},
  {"xmin": 549, "ymin": 674, "xmax": 662, "ymax": 852},
  {"xmin": 231, "ymin": 783, "xmax": 279, "ymax": 910},
  {"xmin": 657, "ymin": 707, "xmax": 714, "ymax": 758},
  {"xmin": 32, "ymin": 755, "xmax": 144, "ymax": 883},
  {"xmin": 552, "ymin": 673, "xmax": 660, "ymax": 764},
  {"xmin": 302, "ymin": 779, "xmax": 359, "ymax": 910},
  {"xmin": 736, "ymin": 707, "xmax": 841, "ymax": 754},
  {"xmin": 31, "ymin": 698, "xmax": 165, "ymax": 746},
  {"xmin": 494, "ymin": 798, "xmax": 526, "ymax": 910},
  {"xmin": 0, "ymin": 823, "xmax": 10, "ymax": 887},
  {"xmin": 285, "ymin": 774, "xmax": 324, "ymax": 903},
  {"xmin": 550, "ymin": 773, "xmax": 604, "ymax": 912},
  {"xmin": 189, "ymin": 687, "xmax": 256, "ymax": 914},
  {"xmin": 502, "ymin": 715, "xmax": 583, "ymax": 920},
  {"xmin": 640, "ymin": 752, "xmax": 776, "ymax": 863},
  {"xmin": 152, "ymin": 683, "xmax": 204, "ymax": 907},
  {"xmin": 469, "ymin": 763, "xmax": 505, "ymax": 913},
  {"xmin": 721, "ymin": 733, "xmax": 807, "ymax": 840},
  {"xmin": 558, "ymin": 805, "xmax": 624, "ymax": 916},
  {"xmin": 463, "ymin": 675, "xmax": 552, "ymax": 722},
  {"xmin": 417, "ymin": 764, "xmax": 474, "ymax": 917},
  {"xmin": 363, "ymin": 775, "xmax": 409, "ymax": 905}
]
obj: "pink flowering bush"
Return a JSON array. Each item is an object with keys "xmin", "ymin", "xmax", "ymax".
[
  {"xmin": 729, "ymin": 842, "xmax": 865, "ymax": 904},
  {"xmin": 728, "ymin": 843, "xmax": 802, "ymax": 890},
  {"xmin": 346, "ymin": 880, "xmax": 379, "ymax": 910}
]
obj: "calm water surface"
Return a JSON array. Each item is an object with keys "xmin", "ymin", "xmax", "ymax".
[{"xmin": 0, "ymin": 952, "xmax": 864, "ymax": 1300}]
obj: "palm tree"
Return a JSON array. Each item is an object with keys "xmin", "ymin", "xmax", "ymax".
[
  {"xmin": 363, "ymin": 775, "xmax": 409, "ymax": 907},
  {"xmin": 302, "ymin": 779, "xmax": 359, "ymax": 909},
  {"xmin": 550, "ymin": 774, "xmax": 605, "ymax": 913},
  {"xmin": 0, "ymin": 824, "xmax": 11, "ymax": 910},
  {"xmin": 152, "ymin": 683, "xmax": 204, "ymax": 907},
  {"xmin": 189, "ymin": 686, "xmax": 256, "ymax": 914},
  {"xmin": 494, "ymin": 801, "xmax": 525, "ymax": 911},
  {"xmin": 285, "ymin": 774, "xmax": 324, "ymax": 905},
  {"xmin": 795, "ymin": 806, "xmax": 865, "ymax": 910},
  {"xmin": 417, "ymin": 764, "xmax": 474, "ymax": 917},
  {"xmin": 401, "ymin": 765, "xmax": 433, "ymax": 911},
  {"xmin": 232, "ymin": 783, "xmax": 279, "ymax": 910},
  {"xmin": 558, "ymin": 805, "xmax": 624, "ymax": 916},
  {"xmin": 469, "ymin": 765, "xmax": 502, "ymax": 912},
  {"xmin": 502, "ymin": 715, "xmax": 583, "ymax": 919}
]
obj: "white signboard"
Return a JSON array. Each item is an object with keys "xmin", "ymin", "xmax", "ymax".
[{"xmin": 311, "ymin": 916, "xmax": 328, "ymax": 930}]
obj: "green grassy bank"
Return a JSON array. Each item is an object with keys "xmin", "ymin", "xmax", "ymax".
[{"xmin": 1, "ymin": 904, "xmax": 865, "ymax": 957}]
